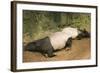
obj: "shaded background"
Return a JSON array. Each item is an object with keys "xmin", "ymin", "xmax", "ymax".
[{"xmin": 23, "ymin": 10, "xmax": 91, "ymax": 43}]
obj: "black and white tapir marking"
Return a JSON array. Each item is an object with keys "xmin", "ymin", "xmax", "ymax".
[
  {"xmin": 24, "ymin": 27, "xmax": 90, "ymax": 58},
  {"xmin": 62, "ymin": 27, "xmax": 90, "ymax": 40},
  {"xmin": 24, "ymin": 32, "xmax": 72, "ymax": 57}
]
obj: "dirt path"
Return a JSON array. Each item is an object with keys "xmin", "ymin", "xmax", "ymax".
[{"xmin": 23, "ymin": 38, "xmax": 90, "ymax": 62}]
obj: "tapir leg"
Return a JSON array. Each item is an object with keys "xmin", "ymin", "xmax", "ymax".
[
  {"xmin": 47, "ymin": 48, "xmax": 56, "ymax": 57},
  {"xmin": 64, "ymin": 37, "xmax": 72, "ymax": 50}
]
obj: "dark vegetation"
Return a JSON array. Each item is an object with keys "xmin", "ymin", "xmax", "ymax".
[{"xmin": 23, "ymin": 10, "xmax": 91, "ymax": 43}]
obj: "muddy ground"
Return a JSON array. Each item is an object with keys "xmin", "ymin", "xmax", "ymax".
[{"xmin": 23, "ymin": 38, "xmax": 90, "ymax": 62}]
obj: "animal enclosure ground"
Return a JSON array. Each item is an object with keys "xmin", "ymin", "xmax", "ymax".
[{"xmin": 23, "ymin": 38, "xmax": 90, "ymax": 62}]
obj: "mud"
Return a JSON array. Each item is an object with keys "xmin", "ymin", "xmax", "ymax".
[{"xmin": 23, "ymin": 38, "xmax": 90, "ymax": 62}]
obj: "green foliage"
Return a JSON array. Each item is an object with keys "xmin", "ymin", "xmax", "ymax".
[{"xmin": 23, "ymin": 10, "xmax": 91, "ymax": 42}]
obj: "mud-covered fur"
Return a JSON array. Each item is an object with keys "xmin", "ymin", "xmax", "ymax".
[{"xmin": 24, "ymin": 37, "xmax": 72, "ymax": 58}]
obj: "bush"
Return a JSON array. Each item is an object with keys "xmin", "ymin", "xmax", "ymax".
[{"xmin": 23, "ymin": 10, "xmax": 91, "ymax": 42}]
